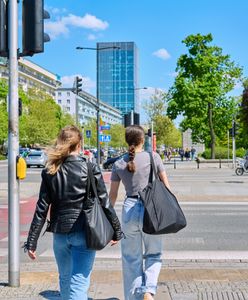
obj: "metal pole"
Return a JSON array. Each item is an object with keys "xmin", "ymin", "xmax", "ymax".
[
  {"xmin": 96, "ymin": 48, "xmax": 100, "ymax": 166},
  {"xmin": 151, "ymin": 121, "xmax": 154, "ymax": 153},
  {"xmin": 75, "ymin": 95, "xmax": 78, "ymax": 125},
  {"xmin": 232, "ymin": 120, "xmax": 236, "ymax": 169},
  {"xmin": 130, "ymin": 110, "xmax": 134, "ymax": 125},
  {"xmin": 8, "ymin": 0, "xmax": 20, "ymax": 287},
  {"xmin": 227, "ymin": 130, "xmax": 230, "ymax": 167}
]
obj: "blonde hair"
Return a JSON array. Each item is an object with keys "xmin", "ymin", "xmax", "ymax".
[{"xmin": 46, "ymin": 125, "xmax": 82, "ymax": 175}]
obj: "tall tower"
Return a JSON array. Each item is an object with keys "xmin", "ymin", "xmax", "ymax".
[{"xmin": 97, "ymin": 42, "xmax": 139, "ymax": 115}]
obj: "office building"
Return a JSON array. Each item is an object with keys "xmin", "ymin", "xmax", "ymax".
[
  {"xmin": 0, "ymin": 57, "xmax": 61, "ymax": 98},
  {"xmin": 97, "ymin": 42, "xmax": 139, "ymax": 115},
  {"xmin": 56, "ymin": 88, "xmax": 122, "ymax": 125}
]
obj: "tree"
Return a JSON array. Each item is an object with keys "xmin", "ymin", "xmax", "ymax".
[
  {"xmin": 167, "ymin": 33, "xmax": 243, "ymax": 158},
  {"xmin": 143, "ymin": 89, "xmax": 182, "ymax": 148}
]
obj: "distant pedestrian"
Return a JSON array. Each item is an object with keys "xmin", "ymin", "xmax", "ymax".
[
  {"xmin": 191, "ymin": 147, "xmax": 196, "ymax": 160},
  {"xmin": 24, "ymin": 125, "xmax": 122, "ymax": 300},
  {"xmin": 185, "ymin": 148, "xmax": 190, "ymax": 161},
  {"xmin": 179, "ymin": 148, "xmax": 184, "ymax": 161},
  {"xmin": 109, "ymin": 125, "xmax": 171, "ymax": 300}
]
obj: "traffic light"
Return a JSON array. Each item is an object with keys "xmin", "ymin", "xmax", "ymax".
[
  {"xmin": 22, "ymin": 0, "xmax": 50, "ymax": 56},
  {"xmin": 124, "ymin": 113, "xmax": 131, "ymax": 127},
  {"xmin": 76, "ymin": 76, "xmax": 83, "ymax": 94},
  {"xmin": 18, "ymin": 98, "xmax": 22, "ymax": 117},
  {"xmin": 147, "ymin": 129, "xmax": 152, "ymax": 137},
  {"xmin": 134, "ymin": 112, "xmax": 140, "ymax": 125},
  {"xmin": 0, "ymin": 0, "xmax": 8, "ymax": 57}
]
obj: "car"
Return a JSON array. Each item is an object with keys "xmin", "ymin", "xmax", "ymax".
[
  {"xmin": 102, "ymin": 153, "xmax": 127, "ymax": 170},
  {"xmin": 25, "ymin": 150, "xmax": 47, "ymax": 168}
]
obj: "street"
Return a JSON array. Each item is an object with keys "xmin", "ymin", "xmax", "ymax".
[{"xmin": 1, "ymin": 160, "xmax": 248, "ymax": 263}]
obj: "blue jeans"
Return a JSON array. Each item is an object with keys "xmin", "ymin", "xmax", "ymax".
[
  {"xmin": 121, "ymin": 198, "xmax": 162, "ymax": 300},
  {"xmin": 53, "ymin": 231, "xmax": 96, "ymax": 300}
]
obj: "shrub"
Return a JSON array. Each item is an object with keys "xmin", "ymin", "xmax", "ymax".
[{"xmin": 201, "ymin": 147, "xmax": 246, "ymax": 159}]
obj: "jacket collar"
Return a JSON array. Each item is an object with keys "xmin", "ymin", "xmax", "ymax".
[{"xmin": 64, "ymin": 155, "xmax": 85, "ymax": 163}]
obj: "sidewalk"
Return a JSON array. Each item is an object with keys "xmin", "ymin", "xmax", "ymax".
[{"xmin": 1, "ymin": 259, "xmax": 248, "ymax": 299}]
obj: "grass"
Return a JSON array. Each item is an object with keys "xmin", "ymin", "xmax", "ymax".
[{"xmin": 0, "ymin": 154, "xmax": 6, "ymax": 160}]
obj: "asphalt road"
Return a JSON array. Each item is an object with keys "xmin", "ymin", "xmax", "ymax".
[{"xmin": 1, "ymin": 159, "xmax": 248, "ymax": 262}]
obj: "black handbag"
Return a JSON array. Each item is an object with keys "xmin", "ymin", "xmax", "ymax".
[
  {"xmin": 139, "ymin": 153, "xmax": 187, "ymax": 235},
  {"xmin": 83, "ymin": 162, "xmax": 114, "ymax": 250}
]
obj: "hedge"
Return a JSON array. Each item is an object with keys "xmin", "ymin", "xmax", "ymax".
[{"xmin": 201, "ymin": 147, "xmax": 246, "ymax": 159}]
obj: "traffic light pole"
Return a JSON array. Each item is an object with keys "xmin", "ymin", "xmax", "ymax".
[
  {"xmin": 96, "ymin": 49, "xmax": 100, "ymax": 166},
  {"xmin": 8, "ymin": 0, "xmax": 20, "ymax": 287}
]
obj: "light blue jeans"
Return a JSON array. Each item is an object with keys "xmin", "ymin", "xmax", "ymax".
[
  {"xmin": 53, "ymin": 230, "xmax": 96, "ymax": 300},
  {"xmin": 121, "ymin": 197, "xmax": 162, "ymax": 300}
]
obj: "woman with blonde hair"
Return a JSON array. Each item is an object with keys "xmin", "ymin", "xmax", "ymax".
[
  {"xmin": 109, "ymin": 125, "xmax": 170, "ymax": 300},
  {"xmin": 24, "ymin": 125, "xmax": 122, "ymax": 300}
]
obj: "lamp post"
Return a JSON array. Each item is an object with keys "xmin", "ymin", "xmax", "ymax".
[{"xmin": 76, "ymin": 45, "xmax": 120, "ymax": 166}]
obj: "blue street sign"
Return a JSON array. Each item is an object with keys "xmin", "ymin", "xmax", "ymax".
[
  {"xmin": 99, "ymin": 134, "xmax": 111, "ymax": 142},
  {"xmin": 100, "ymin": 124, "xmax": 111, "ymax": 130},
  {"xmin": 86, "ymin": 130, "xmax": 91, "ymax": 138}
]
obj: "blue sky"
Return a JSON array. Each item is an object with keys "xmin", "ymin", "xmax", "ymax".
[{"xmin": 29, "ymin": 0, "xmax": 248, "ymax": 120}]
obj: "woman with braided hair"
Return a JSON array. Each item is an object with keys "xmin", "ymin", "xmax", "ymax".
[{"xmin": 109, "ymin": 125, "xmax": 170, "ymax": 300}]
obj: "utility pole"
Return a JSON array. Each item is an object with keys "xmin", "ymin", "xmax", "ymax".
[{"xmin": 8, "ymin": 0, "xmax": 20, "ymax": 287}]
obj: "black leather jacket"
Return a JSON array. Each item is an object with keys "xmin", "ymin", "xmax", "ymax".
[{"xmin": 25, "ymin": 155, "xmax": 122, "ymax": 251}]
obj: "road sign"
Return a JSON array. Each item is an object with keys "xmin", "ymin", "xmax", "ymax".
[
  {"xmin": 99, "ymin": 134, "xmax": 111, "ymax": 142},
  {"xmin": 86, "ymin": 130, "xmax": 91, "ymax": 138},
  {"xmin": 100, "ymin": 124, "xmax": 111, "ymax": 130}
]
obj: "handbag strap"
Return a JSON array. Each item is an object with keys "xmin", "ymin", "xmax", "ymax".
[
  {"xmin": 149, "ymin": 152, "xmax": 159, "ymax": 181},
  {"xmin": 87, "ymin": 162, "xmax": 99, "ymax": 200}
]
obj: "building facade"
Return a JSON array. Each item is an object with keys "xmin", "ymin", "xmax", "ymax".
[
  {"xmin": 56, "ymin": 88, "xmax": 122, "ymax": 125},
  {"xmin": 0, "ymin": 57, "xmax": 61, "ymax": 98},
  {"xmin": 97, "ymin": 42, "xmax": 139, "ymax": 115}
]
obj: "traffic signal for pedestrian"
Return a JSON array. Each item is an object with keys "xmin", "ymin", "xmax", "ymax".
[
  {"xmin": 124, "ymin": 113, "xmax": 131, "ymax": 127},
  {"xmin": 0, "ymin": 0, "xmax": 8, "ymax": 57},
  {"xmin": 147, "ymin": 128, "xmax": 152, "ymax": 137},
  {"xmin": 76, "ymin": 76, "xmax": 83, "ymax": 94},
  {"xmin": 22, "ymin": 0, "xmax": 50, "ymax": 56}
]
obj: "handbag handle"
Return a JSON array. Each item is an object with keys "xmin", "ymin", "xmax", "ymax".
[
  {"xmin": 148, "ymin": 152, "xmax": 159, "ymax": 183},
  {"xmin": 87, "ymin": 162, "xmax": 99, "ymax": 200}
]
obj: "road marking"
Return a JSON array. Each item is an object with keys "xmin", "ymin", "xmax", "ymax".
[
  {"xmin": 181, "ymin": 202, "xmax": 248, "ymax": 206},
  {"xmin": 40, "ymin": 249, "xmax": 248, "ymax": 260}
]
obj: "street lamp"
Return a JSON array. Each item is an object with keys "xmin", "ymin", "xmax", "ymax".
[{"xmin": 76, "ymin": 45, "xmax": 120, "ymax": 166}]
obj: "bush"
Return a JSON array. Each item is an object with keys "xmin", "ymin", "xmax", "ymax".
[
  {"xmin": 201, "ymin": 147, "xmax": 246, "ymax": 159},
  {"xmin": 0, "ymin": 154, "xmax": 6, "ymax": 160}
]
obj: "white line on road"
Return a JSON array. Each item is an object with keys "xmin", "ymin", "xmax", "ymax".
[
  {"xmin": 181, "ymin": 201, "xmax": 248, "ymax": 206},
  {"xmin": 39, "ymin": 249, "xmax": 248, "ymax": 260}
]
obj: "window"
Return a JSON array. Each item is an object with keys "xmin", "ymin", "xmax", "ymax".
[
  {"xmin": 67, "ymin": 92, "xmax": 70, "ymax": 96},
  {"xmin": 67, "ymin": 99, "xmax": 70, "ymax": 104},
  {"xmin": 58, "ymin": 100, "xmax": 61, "ymax": 104},
  {"xmin": 58, "ymin": 92, "xmax": 62, "ymax": 96},
  {"xmin": 67, "ymin": 107, "xmax": 70, "ymax": 112}
]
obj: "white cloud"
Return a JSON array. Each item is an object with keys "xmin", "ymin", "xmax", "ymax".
[
  {"xmin": 45, "ymin": 21, "xmax": 69, "ymax": 39},
  {"xmin": 167, "ymin": 71, "xmax": 178, "ymax": 77},
  {"xmin": 45, "ymin": 13, "xmax": 109, "ymax": 39},
  {"xmin": 61, "ymin": 74, "xmax": 96, "ymax": 93},
  {"xmin": 153, "ymin": 48, "xmax": 171, "ymax": 60},
  {"xmin": 87, "ymin": 34, "xmax": 97, "ymax": 41}
]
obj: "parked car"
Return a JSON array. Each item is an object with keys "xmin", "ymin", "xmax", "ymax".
[
  {"xmin": 25, "ymin": 150, "xmax": 47, "ymax": 168},
  {"xmin": 102, "ymin": 153, "xmax": 127, "ymax": 170}
]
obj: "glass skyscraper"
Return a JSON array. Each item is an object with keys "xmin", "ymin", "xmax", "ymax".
[{"xmin": 97, "ymin": 42, "xmax": 138, "ymax": 115}]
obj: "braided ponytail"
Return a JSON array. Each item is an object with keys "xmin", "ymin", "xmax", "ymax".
[
  {"xmin": 125, "ymin": 125, "xmax": 145, "ymax": 173},
  {"xmin": 127, "ymin": 145, "xmax": 136, "ymax": 173}
]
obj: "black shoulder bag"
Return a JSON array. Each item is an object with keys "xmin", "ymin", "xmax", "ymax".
[
  {"xmin": 83, "ymin": 162, "xmax": 114, "ymax": 250},
  {"xmin": 139, "ymin": 153, "xmax": 187, "ymax": 235}
]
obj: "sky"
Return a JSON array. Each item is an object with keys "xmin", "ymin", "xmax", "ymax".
[{"xmin": 27, "ymin": 0, "xmax": 248, "ymax": 122}]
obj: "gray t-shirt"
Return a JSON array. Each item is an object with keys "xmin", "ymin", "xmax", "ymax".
[{"xmin": 111, "ymin": 151, "xmax": 165, "ymax": 197}]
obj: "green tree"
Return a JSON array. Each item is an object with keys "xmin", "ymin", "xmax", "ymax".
[
  {"xmin": 167, "ymin": 33, "xmax": 243, "ymax": 158},
  {"xmin": 0, "ymin": 79, "xmax": 8, "ymax": 146},
  {"xmin": 143, "ymin": 89, "xmax": 181, "ymax": 148}
]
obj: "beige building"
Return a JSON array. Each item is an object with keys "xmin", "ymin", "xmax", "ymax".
[{"xmin": 0, "ymin": 57, "xmax": 61, "ymax": 98}]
